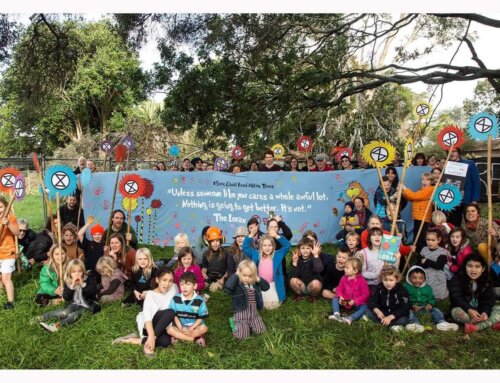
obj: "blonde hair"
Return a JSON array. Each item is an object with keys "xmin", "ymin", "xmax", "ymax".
[
  {"xmin": 431, "ymin": 210, "xmax": 447, "ymax": 225},
  {"xmin": 345, "ymin": 257, "xmax": 362, "ymax": 274},
  {"xmin": 47, "ymin": 244, "xmax": 68, "ymax": 276},
  {"xmin": 258, "ymin": 234, "xmax": 276, "ymax": 259},
  {"xmin": 421, "ymin": 172, "xmax": 434, "ymax": 183},
  {"xmin": 237, "ymin": 259, "xmax": 258, "ymax": 284},
  {"xmin": 64, "ymin": 259, "xmax": 86, "ymax": 284},
  {"xmin": 96, "ymin": 256, "xmax": 117, "ymax": 277},
  {"xmin": 379, "ymin": 265, "xmax": 401, "ymax": 282},
  {"xmin": 132, "ymin": 248, "xmax": 156, "ymax": 279},
  {"xmin": 345, "ymin": 231, "xmax": 360, "ymax": 243},
  {"xmin": 174, "ymin": 233, "xmax": 191, "ymax": 251}
]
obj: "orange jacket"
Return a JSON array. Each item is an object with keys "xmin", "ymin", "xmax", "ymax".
[{"xmin": 403, "ymin": 185, "xmax": 434, "ymax": 222}]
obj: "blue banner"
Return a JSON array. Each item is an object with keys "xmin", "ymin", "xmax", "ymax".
[{"xmin": 82, "ymin": 168, "xmax": 426, "ymax": 246}]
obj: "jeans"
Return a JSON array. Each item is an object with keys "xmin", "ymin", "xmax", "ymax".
[
  {"xmin": 40, "ymin": 304, "xmax": 85, "ymax": 326},
  {"xmin": 409, "ymin": 306, "xmax": 445, "ymax": 324},
  {"xmin": 365, "ymin": 308, "xmax": 409, "ymax": 326},
  {"xmin": 332, "ymin": 298, "xmax": 367, "ymax": 321}
]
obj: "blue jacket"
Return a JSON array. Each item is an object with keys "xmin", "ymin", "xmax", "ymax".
[
  {"xmin": 224, "ymin": 273, "xmax": 270, "ymax": 312},
  {"xmin": 242, "ymin": 236, "xmax": 291, "ymax": 302},
  {"xmin": 456, "ymin": 158, "xmax": 480, "ymax": 203}
]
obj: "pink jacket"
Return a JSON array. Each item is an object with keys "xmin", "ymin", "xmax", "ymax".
[
  {"xmin": 448, "ymin": 243, "xmax": 472, "ymax": 274},
  {"xmin": 336, "ymin": 273, "xmax": 370, "ymax": 306},
  {"xmin": 174, "ymin": 264, "xmax": 205, "ymax": 291}
]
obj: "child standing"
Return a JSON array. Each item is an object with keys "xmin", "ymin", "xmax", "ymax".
[
  {"xmin": 445, "ymin": 227, "xmax": 472, "ymax": 280},
  {"xmin": 174, "ymin": 247, "xmax": 205, "ymax": 291},
  {"xmin": 37, "ymin": 259, "xmax": 100, "ymax": 333},
  {"xmin": 122, "ymin": 248, "xmax": 158, "ymax": 307},
  {"xmin": 321, "ymin": 247, "xmax": 349, "ymax": 300},
  {"xmin": 243, "ymin": 225, "xmax": 291, "ymax": 309},
  {"xmin": 168, "ymin": 271, "xmax": 209, "ymax": 347},
  {"xmin": 335, "ymin": 202, "xmax": 360, "ymax": 245},
  {"xmin": 35, "ymin": 244, "xmax": 67, "ymax": 307},
  {"xmin": 450, "ymin": 253, "xmax": 500, "ymax": 333},
  {"xmin": 77, "ymin": 217, "xmax": 105, "ymax": 278},
  {"xmin": 289, "ymin": 238, "xmax": 324, "ymax": 302},
  {"xmin": 96, "ymin": 256, "xmax": 128, "ymax": 303},
  {"xmin": 366, "ymin": 266, "xmax": 410, "ymax": 332},
  {"xmin": 417, "ymin": 229, "xmax": 449, "ymax": 300},
  {"xmin": 201, "ymin": 226, "xmax": 228, "ymax": 292},
  {"xmin": 0, "ymin": 195, "xmax": 19, "ymax": 309},
  {"xmin": 404, "ymin": 266, "xmax": 458, "ymax": 332},
  {"xmin": 226, "ymin": 226, "xmax": 249, "ymax": 278},
  {"xmin": 329, "ymin": 257, "xmax": 369, "ymax": 325},
  {"xmin": 224, "ymin": 260, "xmax": 269, "ymax": 340}
]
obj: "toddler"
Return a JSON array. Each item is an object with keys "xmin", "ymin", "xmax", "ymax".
[
  {"xmin": 335, "ymin": 202, "xmax": 360, "ymax": 245},
  {"xmin": 445, "ymin": 227, "xmax": 472, "ymax": 280}
]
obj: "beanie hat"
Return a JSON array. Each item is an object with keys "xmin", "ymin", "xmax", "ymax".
[
  {"xmin": 345, "ymin": 201, "xmax": 355, "ymax": 210},
  {"xmin": 90, "ymin": 224, "xmax": 105, "ymax": 235}
]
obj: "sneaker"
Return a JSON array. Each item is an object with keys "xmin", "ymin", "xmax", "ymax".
[
  {"xmin": 195, "ymin": 337, "xmax": 206, "ymax": 348},
  {"xmin": 3, "ymin": 302, "xmax": 14, "ymax": 310},
  {"xmin": 39, "ymin": 322, "xmax": 59, "ymax": 333},
  {"xmin": 390, "ymin": 325, "xmax": 404, "ymax": 333},
  {"xmin": 229, "ymin": 317, "xmax": 236, "ymax": 332},
  {"xmin": 436, "ymin": 321, "xmax": 459, "ymax": 332},
  {"xmin": 361, "ymin": 314, "xmax": 369, "ymax": 321},
  {"xmin": 293, "ymin": 294, "xmax": 304, "ymax": 302},
  {"xmin": 406, "ymin": 323, "xmax": 425, "ymax": 333},
  {"xmin": 464, "ymin": 323, "xmax": 478, "ymax": 334},
  {"xmin": 342, "ymin": 317, "xmax": 352, "ymax": 325},
  {"xmin": 328, "ymin": 312, "xmax": 343, "ymax": 322}
]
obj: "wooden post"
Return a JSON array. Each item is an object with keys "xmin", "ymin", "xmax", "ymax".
[
  {"xmin": 56, "ymin": 192, "xmax": 64, "ymax": 287},
  {"xmin": 487, "ymin": 135, "xmax": 492, "ymax": 264}
]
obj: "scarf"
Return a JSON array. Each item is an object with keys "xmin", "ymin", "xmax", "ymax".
[{"xmin": 465, "ymin": 218, "xmax": 479, "ymax": 231}]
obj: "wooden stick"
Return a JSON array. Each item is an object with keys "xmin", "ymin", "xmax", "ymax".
[
  {"xmin": 0, "ymin": 193, "xmax": 16, "ymax": 240},
  {"xmin": 103, "ymin": 154, "xmax": 108, "ymax": 172},
  {"xmin": 33, "ymin": 154, "xmax": 54, "ymax": 232},
  {"xmin": 126, "ymin": 198, "xmax": 132, "ymax": 247},
  {"xmin": 403, "ymin": 144, "xmax": 455, "ymax": 274},
  {"xmin": 56, "ymin": 192, "xmax": 64, "ymax": 287},
  {"xmin": 487, "ymin": 135, "xmax": 492, "ymax": 264},
  {"xmin": 105, "ymin": 165, "xmax": 121, "ymax": 245},
  {"xmin": 391, "ymin": 165, "xmax": 408, "ymax": 236},
  {"xmin": 76, "ymin": 192, "xmax": 83, "ymax": 231},
  {"xmin": 15, "ymin": 235, "xmax": 21, "ymax": 274}
]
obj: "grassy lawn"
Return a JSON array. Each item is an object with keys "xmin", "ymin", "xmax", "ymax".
[{"xmin": 1, "ymin": 195, "xmax": 498, "ymax": 369}]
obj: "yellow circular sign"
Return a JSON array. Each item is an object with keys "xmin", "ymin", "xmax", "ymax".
[{"xmin": 271, "ymin": 144, "xmax": 286, "ymax": 159}]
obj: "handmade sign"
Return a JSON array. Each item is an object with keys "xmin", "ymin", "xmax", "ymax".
[
  {"xmin": 441, "ymin": 161, "xmax": 468, "ymax": 192},
  {"xmin": 412, "ymin": 100, "xmax": 432, "ymax": 120},
  {"xmin": 437, "ymin": 125, "xmax": 464, "ymax": 151},
  {"xmin": 379, "ymin": 234, "xmax": 401, "ymax": 264},
  {"xmin": 120, "ymin": 136, "xmax": 135, "ymax": 152},
  {"xmin": 44, "ymin": 165, "xmax": 77, "ymax": 199},
  {"xmin": 434, "ymin": 184, "xmax": 463, "ymax": 212},
  {"xmin": 404, "ymin": 138, "xmax": 414, "ymax": 167},
  {"xmin": 297, "ymin": 135, "xmax": 313, "ymax": 152},
  {"xmin": 271, "ymin": 144, "xmax": 285, "ymax": 159},
  {"xmin": 100, "ymin": 140, "xmax": 113, "ymax": 154},
  {"xmin": 467, "ymin": 112, "xmax": 499, "ymax": 141},
  {"xmin": 14, "ymin": 174, "xmax": 26, "ymax": 201},
  {"xmin": 335, "ymin": 147, "xmax": 353, "ymax": 163},
  {"xmin": 362, "ymin": 141, "xmax": 395, "ymax": 168},
  {"xmin": 214, "ymin": 158, "xmax": 228, "ymax": 171},
  {"xmin": 0, "ymin": 168, "xmax": 21, "ymax": 193},
  {"xmin": 168, "ymin": 145, "xmax": 180, "ymax": 157},
  {"xmin": 231, "ymin": 146, "xmax": 245, "ymax": 160},
  {"xmin": 119, "ymin": 174, "xmax": 145, "ymax": 199}
]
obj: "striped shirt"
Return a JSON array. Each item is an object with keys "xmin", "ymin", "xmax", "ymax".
[{"xmin": 168, "ymin": 292, "xmax": 209, "ymax": 326}]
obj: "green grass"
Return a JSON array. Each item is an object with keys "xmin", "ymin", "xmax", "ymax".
[{"xmin": 1, "ymin": 195, "xmax": 498, "ymax": 369}]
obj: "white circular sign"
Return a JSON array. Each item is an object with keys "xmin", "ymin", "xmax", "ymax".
[
  {"xmin": 438, "ymin": 189, "xmax": 455, "ymax": 204},
  {"xmin": 51, "ymin": 171, "xmax": 70, "ymax": 190},
  {"xmin": 124, "ymin": 180, "xmax": 139, "ymax": 195},
  {"xmin": 370, "ymin": 147, "xmax": 388, "ymax": 162},
  {"xmin": 474, "ymin": 117, "xmax": 493, "ymax": 134}
]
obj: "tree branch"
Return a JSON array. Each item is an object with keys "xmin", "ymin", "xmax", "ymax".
[{"xmin": 432, "ymin": 14, "xmax": 500, "ymax": 28}]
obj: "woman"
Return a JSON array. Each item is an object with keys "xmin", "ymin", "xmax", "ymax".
[
  {"xmin": 249, "ymin": 161, "xmax": 260, "ymax": 172},
  {"xmin": 353, "ymin": 196, "xmax": 373, "ymax": 234},
  {"xmin": 462, "ymin": 203, "xmax": 500, "ymax": 261},
  {"xmin": 157, "ymin": 161, "xmax": 167, "ymax": 171},
  {"xmin": 412, "ymin": 153, "xmax": 427, "ymax": 166},
  {"xmin": 301, "ymin": 157, "xmax": 317, "ymax": 172},
  {"xmin": 385, "ymin": 166, "xmax": 408, "ymax": 212},
  {"xmin": 105, "ymin": 233, "xmax": 137, "ymax": 278},
  {"xmin": 338, "ymin": 155, "xmax": 353, "ymax": 170},
  {"xmin": 287, "ymin": 156, "xmax": 300, "ymax": 172},
  {"xmin": 427, "ymin": 155, "xmax": 438, "ymax": 168}
]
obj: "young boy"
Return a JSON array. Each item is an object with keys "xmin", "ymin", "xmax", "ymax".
[
  {"xmin": 77, "ymin": 217, "xmax": 104, "ymax": 280},
  {"xmin": 289, "ymin": 238, "xmax": 324, "ymax": 302},
  {"xmin": 404, "ymin": 266, "xmax": 458, "ymax": 332},
  {"xmin": 321, "ymin": 247, "xmax": 350, "ymax": 300},
  {"xmin": 167, "ymin": 271, "xmax": 209, "ymax": 347},
  {"xmin": 335, "ymin": 202, "xmax": 360, "ymax": 245}
]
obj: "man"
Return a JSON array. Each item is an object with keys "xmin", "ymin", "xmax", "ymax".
[
  {"xmin": 259, "ymin": 150, "xmax": 282, "ymax": 171},
  {"xmin": 310, "ymin": 153, "xmax": 333, "ymax": 172},
  {"xmin": 59, "ymin": 195, "xmax": 85, "ymax": 228},
  {"xmin": 74, "ymin": 156, "xmax": 86, "ymax": 175},
  {"xmin": 103, "ymin": 209, "xmax": 138, "ymax": 249},
  {"xmin": 86, "ymin": 159, "xmax": 98, "ymax": 173},
  {"xmin": 17, "ymin": 219, "xmax": 37, "ymax": 261},
  {"xmin": 446, "ymin": 147, "xmax": 481, "ymax": 226},
  {"xmin": 181, "ymin": 158, "xmax": 192, "ymax": 172},
  {"xmin": 191, "ymin": 157, "xmax": 204, "ymax": 171}
]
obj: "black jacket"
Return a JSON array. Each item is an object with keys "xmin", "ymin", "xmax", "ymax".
[
  {"xmin": 449, "ymin": 274, "xmax": 494, "ymax": 316},
  {"xmin": 59, "ymin": 204, "xmax": 85, "ymax": 228},
  {"xmin": 369, "ymin": 282, "xmax": 410, "ymax": 319},
  {"xmin": 290, "ymin": 257, "xmax": 324, "ymax": 284},
  {"xmin": 224, "ymin": 273, "xmax": 269, "ymax": 312},
  {"xmin": 18, "ymin": 229, "xmax": 37, "ymax": 256},
  {"xmin": 25, "ymin": 230, "xmax": 54, "ymax": 262},
  {"xmin": 63, "ymin": 275, "xmax": 100, "ymax": 313}
]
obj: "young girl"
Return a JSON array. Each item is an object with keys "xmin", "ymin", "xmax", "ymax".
[
  {"xmin": 62, "ymin": 223, "xmax": 84, "ymax": 261},
  {"xmin": 445, "ymin": 227, "xmax": 472, "ymax": 280},
  {"xmin": 122, "ymin": 248, "xmax": 158, "ymax": 307},
  {"xmin": 345, "ymin": 232, "xmax": 361, "ymax": 256},
  {"xmin": 167, "ymin": 233, "xmax": 199, "ymax": 268},
  {"xmin": 321, "ymin": 247, "xmax": 349, "ymax": 300},
  {"xmin": 450, "ymin": 253, "xmax": 500, "ymax": 333},
  {"xmin": 243, "ymin": 224, "xmax": 291, "ymax": 309},
  {"xmin": 373, "ymin": 176, "xmax": 396, "ymax": 219},
  {"xmin": 0, "ymin": 195, "xmax": 19, "ymax": 309},
  {"xmin": 35, "ymin": 244, "xmax": 67, "ymax": 307},
  {"xmin": 224, "ymin": 259, "xmax": 269, "ymax": 340},
  {"xmin": 227, "ymin": 226, "xmax": 249, "ymax": 278},
  {"xmin": 77, "ymin": 217, "xmax": 105, "ymax": 277},
  {"xmin": 366, "ymin": 266, "xmax": 410, "ymax": 332},
  {"xmin": 37, "ymin": 259, "xmax": 100, "ymax": 333},
  {"xmin": 329, "ymin": 257, "xmax": 369, "ymax": 325},
  {"xmin": 417, "ymin": 229, "xmax": 449, "ymax": 300},
  {"xmin": 96, "ymin": 256, "xmax": 128, "ymax": 303},
  {"xmin": 402, "ymin": 172, "xmax": 435, "ymax": 251},
  {"xmin": 201, "ymin": 226, "xmax": 228, "ymax": 292},
  {"xmin": 174, "ymin": 246, "xmax": 205, "ymax": 291},
  {"xmin": 112, "ymin": 266, "xmax": 179, "ymax": 356},
  {"xmin": 361, "ymin": 228, "xmax": 401, "ymax": 294},
  {"xmin": 105, "ymin": 233, "xmax": 136, "ymax": 278}
]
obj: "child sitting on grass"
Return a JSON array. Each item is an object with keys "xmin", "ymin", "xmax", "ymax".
[
  {"xmin": 174, "ymin": 247, "xmax": 205, "ymax": 291},
  {"xmin": 168, "ymin": 271, "xmax": 209, "ymax": 347},
  {"xmin": 122, "ymin": 248, "xmax": 157, "ymax": 308},
  {"xmin": 404, "ymin": 266, "xmax": 458, "ymax": 332},
  {"xmin": 329, "ymin": 257, "xmax": 369, "ymax": 325},
  {"xmin": 96, "ymin": 256, "xmax": 128, "ymax": 303},
  {"xmin": 321, "ymin": 247, "xmax": 350, "ymax": 300},
  {"xmin": 289, "ymin": 238, "xmax": 324, "ymax": 302},
  {"xmin": 366, "ymin": 266, "xmax": 410, "ymax": 332},
  {"xmin": 37, "ymin": 259, "xmax": 100, "ymax": 333},
  {"xmin": 35, "ymin": 244, "xmax": 67, "ymax": 307},
  {"xmin": 224, "ymin": 260, "xmax": 269, "ymax": 340}
]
